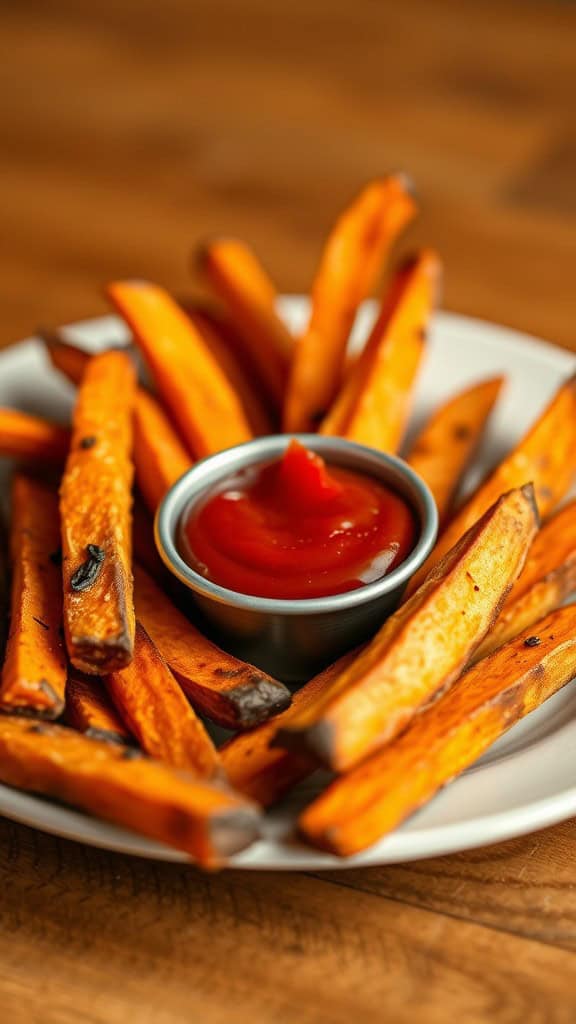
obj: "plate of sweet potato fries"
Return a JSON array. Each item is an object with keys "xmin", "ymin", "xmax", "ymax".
[{"xmin": 1, "ymin": 176, "xmax": 576, "ymax": 870}]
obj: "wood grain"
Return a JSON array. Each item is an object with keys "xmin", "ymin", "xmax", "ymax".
[
  {"xmin": 1, "ymin": 818, "xmax": 576, "ymax": 1024},
  {"xmin": 2, "ymin": 1, "xmax": 576, "ymax": 1020}
]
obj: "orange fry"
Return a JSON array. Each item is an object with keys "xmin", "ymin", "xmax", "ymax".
[
  {"xmin": 106, "ymin": 623, "xmax": 221, "ymax": 779},
  {"xmin": 66, "ymin": 670, "xmax": 132, "ymax": 746},
  {"xmin": 44, "ymin": 331, "xmax": 192, "ymax": 514},
  {"xmin": 320, "ymin": 250, "xmax": 439, "ymax": 451},
  {"xmin": 406, "ymin": 376, "xmax": 503, "ymax": 525},
  {"xmin": 277, "ymin": 486, "xmax": 538, "ymax": 772},
  {"xmin": 108, "ymin": 280, "xmax": 252, "ymax": 458},
  {"xmin": 0, "ymin": 716, "xmax": 260, "ymax": 867},
  {"xmin": 1, "ymin": 474, "xmax": 66, "ymax": 718},
  {"xmin": 186, "ymin": 304, "xmax": 276, "ymax": 435},
  {"xmin": 196, "ymin": 239, "xmax": 293, "ymax": 411},
  {"xmin": 474, "ymin": 499, "xmax": 576, "ymax": 661},
  {"xmin": 60, "ymin": 350, "xmax": 136, "ymax": 674},
  {"xmin": 134, "ymin": 565, "xmax": 291, "ymax": 729},
  {"xmin": 284, "ymin": 175, "xmax": 416, "ymax": 431},
  {"xmin": 407, "ymin": 373, "xmax": 576, "ymax": 595},
  {"xmin": 222, "ymin": 651, "xmax": 357, "ymax": 807},
  {"xmin": 300, "ymin": 607, "xmax": 576, "ymax": 856},
  {"xmin": 0, "ymin": 408, "xmax": 69, "ymax": 463}
]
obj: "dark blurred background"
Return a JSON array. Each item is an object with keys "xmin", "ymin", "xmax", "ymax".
[{"xmin": 2, "ymin": 0, "xmax": 575, "ymax": 349}]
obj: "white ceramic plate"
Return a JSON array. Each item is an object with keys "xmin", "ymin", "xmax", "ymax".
[{"xmin": 1, "ymin": 300, "xmax": 575, "ymax": 869}]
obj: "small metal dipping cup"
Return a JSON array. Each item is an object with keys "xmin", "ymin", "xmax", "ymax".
[{"xmin": 155, "ymin": 435, "xmax": 438, "ymax": 684}]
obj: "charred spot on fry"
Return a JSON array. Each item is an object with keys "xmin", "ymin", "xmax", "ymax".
[
  {"xmin": 524, "ymin": 636, "xmax": 541, "ymax": 647},
  {"xmin": 79, "ymin": 435, "xmax": 97, "ymax": 450},
  {"xmin": 70, "ymin": 545, "xmax": 105, "ymax": 592}
]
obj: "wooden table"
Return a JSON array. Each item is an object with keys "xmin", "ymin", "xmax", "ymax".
[{"xmin": 2, "ymin": 1, "xmax": 576, "ymax": 1020}]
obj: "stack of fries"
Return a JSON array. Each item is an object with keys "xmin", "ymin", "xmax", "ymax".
[{"xmin": 1, "ymin": 175, "xmax": 576, "ymax": 868}]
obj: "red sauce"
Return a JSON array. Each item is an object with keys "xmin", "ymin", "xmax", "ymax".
[{"xmin": 181, "ymin": 440, "xmax": 416, "ymax": 600}]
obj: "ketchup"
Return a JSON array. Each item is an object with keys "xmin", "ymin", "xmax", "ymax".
[{"xmin": 181, "ymin": 441, "xmax": 416, "ymax": 600}]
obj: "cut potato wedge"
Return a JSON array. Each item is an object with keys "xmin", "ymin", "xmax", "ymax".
[
  {"xmin": 300, "ymin": 606, "xmax": 576, "ymax": 856},
  {"xmin": 277, "ymin": 485, "xmax": 538, "ymax": 771}
]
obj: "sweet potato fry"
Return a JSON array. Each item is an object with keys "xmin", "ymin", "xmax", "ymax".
[
  {"xmin": 277, "ymin": 485, "xmax": 538, "ymax": 772},
  {"xmin": 134, "ymin": 564, "xmax": 291, "ymax": 729},
  {"xmin": 65, "ymin": 670, "xmax": 132, "ymax": 746},
  {"xmin": 195, "ymin": 239, "xmax": 293, "ymax": 411},
  {"xmin": 300, "ymin": 606, "xmax": 576, "ymax": 856},
  {"xmin": 60, "ymin": 350, "xmax": 136, "ymax": 674},
  {"xmin": 0, "ymin": 716, "xmax": 260, "ymax": 866},
  {"xmin": 108, "ymin": 280, "xmax": 252, "ymax": 458},
  {"xmin": 42, "ymin": 328, "xmax": 91, "ymax": 385},
  {"xmin": 407, "ymin": 373, "xmax": 576, "ymax": 595},
  {"xmin": 44, "ymin": 331, "xmax": 193, "ymax": 514},
  {"xmin": 474, "ymin": 499, "xmax": 576, "ymax": 661},
  {"xmin": 320, "ymin": 250, "xmax": 439, "ymax": 451},
  {"xmin": 284, "ymin": 175, "xmax": 417, "ymax": 431},
  {"xmin": 0, "ymin": 408, "xmax": 69, "ymax": 462},
  {"xmin": 1, "ymin": 474, "xmax": 66, "ymax": 718},
  {"xmin": 106, "ymin": 623, "xmax": 221, "ymax": 779},
  {"xmin": 406, "ymin": 376, "xmax": 504, "ymax": 525},
  {"xmin": 222, "ymin": 651, "xmax": 356, "ymax": 807},
  {"xmin": 0, "ymin": 514, "xmax": 9, "ymax": 660},
  {"xmin": 133, "ymin": 389, "xmax": 192, "ymax": 513},
  {"xmin": 186, "ymin": 304, "xmax": 276, "ymax": 435}
]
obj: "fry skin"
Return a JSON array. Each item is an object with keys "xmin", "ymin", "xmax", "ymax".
[
  {"xmin": 186, "ymin": 304, "xmax": 276, "ymax": 435},
  {"xmin": 407, "ymin": 373, "xmax": 576, "ymax": 595},
  {"xmin": 132, "ymin": 389, "xmax": 192, "ymax": 513},
  {"xmin": 300, "ymin": 606, "xmax": 576, "ymax": 856},
  {"xmin": 44, "ymin": 331, "xmax": 192, "ymax": 514},
  {"xmin": 0, "ymin": 512, "xmax": 9, "ymax": 660},
  {"xmin": 0, "ymin": 716, "xmax": 261, "ymax": 867},
  {"xmin": 1, "ymin": 474, "xmax": 66, "ymax": 718},
  {"xmin": 195, "ymin": 239, "xmax": 293, "ymax": 411},
  {"xmin": 0, "ymin": 408, "xmax": 69, "ymax": 462},
  {"xmin": 320, "ymin": 250, "xmax": 439, "ymax": 451},
  {"xmin": 108, "ymin": 280, "xmax": 253, "ymax": 458},
  {"xmin": 406, "ymin": 376, "xmax": 504, "ymax": 525},
  {"xmin": 106, "ymin": 623, "xmax": 221, "ymax": 779},
  {"xmin": 222, "ymin": 652, "xmax": 357, "ymax": 807},
  {"xmin": 60, "ymin": 350, "xmax": 136, "ymax": 674},
  {"xmin": 134, "ymin": 565, "xmax": 291, "ymax": 729},
  {"xmin": 284, "ymin": 175, "xmax": 416, "ymax": 431},
  {"xmin": 474, "ymin": 499, "xmax": 576, "ymax": 661},
  {"xmin": 65, "ymin": 670, "xmax": 132, "ymax": 746},
  {"xmin": 277, "ymin": 485, "xmax": 538, "ymax": 772}
]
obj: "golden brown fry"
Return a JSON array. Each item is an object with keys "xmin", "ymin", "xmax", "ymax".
[
  {"xmin": 474, "ymin": 499, "xmax": 576, "ymax": 661},
  {"xmin": 195, "ymin": 240, "xmax": 293, "ymax": 411},
  {"xmin": 0, "ymin": 716, "xmax": 260, "ymax": 867},
  {"xmin": 0, "ymin": 512, "xmax": 9, "ymax": 660},
  {"xmin": 284, "ymin": 175, "xmax": 416, "ymax": 431},
  {"xmin": 106, "ymin": 623, "xmax": 221, "ymax": 779},
  {"xmin": 320, "ymin": 250, "xmax": 438, "ymax": 451},
  {"xmin": 300, "ymin": 606, "xmax": 576, "ymax": 856},
  {"xmin": 108, "ymin": 280, "xmax": 252, "ymax": 458},
  {"xmin": 186, "ymin": 304, "xmax": 276, "ymax": 435},
  {"xmin": 44, "ymin": 331, "xmax": 192, "ymax": 515},
  {"xmin": 1, "ymin": 474, "xmax": 66, "ymax": 718},
  {"xmin": 407, "ymin": 373, "xmax": 576, "ymax": 595},
  {"xmin": 134, "ymin": 565, "xmax": 291, "ymax": 729},
  {"xmin": 0, "ymin": 408, "xmax": 69, "ymax": 462},
  {"xmin": 133, "ymin": 389, "xmax": 192, "ymax": 513},
  {"xmin": 406, "ymin": 377, "xmax": 504, "ymax": 525},
  {"xmin": 277, "ymin": 485, "xmax": 538, "ymax": 772},
  {"xmin": 222, "ymin": 651, "xmax": 357, "ymax": 806},
  {"xmin": 66, "ymin": 670, "xmax": 132, "ymax": 745},
  {"xmin": 60, "ymin": 350, "xmax": 136, "ymax": 674}
]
